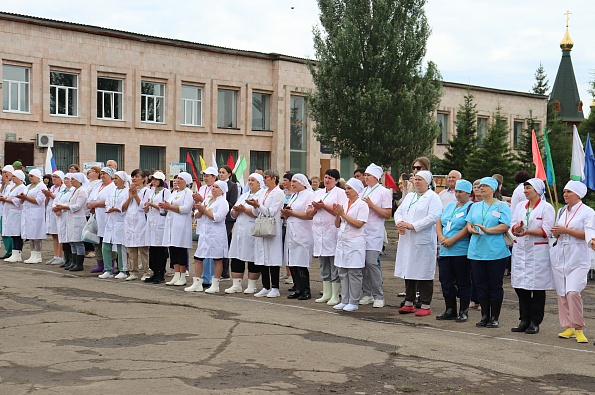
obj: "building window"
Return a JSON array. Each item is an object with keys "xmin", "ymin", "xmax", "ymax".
[
  {"xmin": 141, "ymin": 81, "xmax": 165, "ymax": 123},
  {"xmin": 320, "ymin": 143, "xmax": 332, "ymax": 154},
  {"xmin": 97, "ymin": 77, "xmax": 123, "ymax": 120},
  {"xmin": 513, "ymin": 121, "xmax": 524, "ymax": 150},
  {"xmin": 250, "ymin": 151, "xmax": 271, "ymax": 173},
  {"xmin": 340, "ymin": 157, "xmax": 355, "ymax": 180},
  {"xmin": 2, "ymin": 64, "xmax": 30, "ymax": 113},
  {"xmin": 252, "ymin": 92, "xmax": 270, "ymax": 131},
  {"xmin": 290, "ymin": 96, "xmax": 308, "ymax": 174},
  {"xmin": 53, "ymin": 141, "xmax": 79, "ymax": 172},
  {"xmin": 96, "ymin": 143, "xmax": 124, "ymax": 169},
  {"xmin": 140, "ymin": 146, "xmax": 165, "ymax": 172},
  {"xmin": 216, "ymin": 149, "xmax": 238, "ymax": 168},
  {"xmin": 436, "ymin": 113, "xmax": 448, "ymax": 144},
  {"xmin": 180, "ymin": 147, "xmax": 204, "ymax": 180},
  {"xmin": 50, "ymin": 71, "xmax": 78, "ymax": 116},
  {"xmin": 217, "ymin": 89, "xmax": 237, "ymax": 128},
  {"xmin": 181, "ymin": 85, "xmax": 202, "ymax": 126},
  {"xmin": 477, "ymin": 117, "xmax": 488, "ymax": 147}
]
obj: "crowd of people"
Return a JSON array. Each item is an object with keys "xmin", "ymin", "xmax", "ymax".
[{"xmin": 1, "ymin": 157, "xmax": 594, "ymax": 346}]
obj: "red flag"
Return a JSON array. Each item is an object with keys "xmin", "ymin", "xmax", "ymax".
[
  {"xmin": 227, "ymin": 153, "xmax": 235, "ymax": 169},
  {"xmin": 531, "ymin": 130, "xmax": 546, "ymax": 180},
  {"xmin": 185, "ymin": 152, "xmax": 199, "ymax": 184},
  {"xmin": 384, "ymin": 172, "xmax": 398, "ymax": 190}
]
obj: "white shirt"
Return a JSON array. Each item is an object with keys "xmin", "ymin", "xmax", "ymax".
[
  {"xmin": 438, "ymin": 188, "xmax": 457, "ymax": 209},
  {"xmin": 361, "ymin": 183, "xmax": 392, "ymax": 251}
]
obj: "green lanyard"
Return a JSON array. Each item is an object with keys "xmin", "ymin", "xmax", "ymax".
[
  {"xmin": 525, "ymin": 207, "xmax": 533, "ymax": 226},
  {"xmin": 113, "ymin": 188, "xmax": 125, "ymax": 206},
  {"xmin": 361, "ymin": 184, "xmax": 379, "ymax": 200},
  {"xmin": 481, "ymin": 199, "xmax": 497, "ymax": 224},
  {"xmin": 449, "ymin": 203, "xmax": 466, "ymax": 221},
  {"xmin": 407, "ymin": 192, "xmax": 423, "ymax": 213},
  {"xmin": 288, "ymin": 193, "xmax": 299, "ymax": 206},
  {"xmin": 150, "ymin": 188, "xmax": 163, "ymax": 203},
  {"xmin": 68, "ymin": 186, "xmax": 80, "ymax": 203},
  {"xmin": 26, "ymin": 182, "xmax": 39, "ymax": 196}
]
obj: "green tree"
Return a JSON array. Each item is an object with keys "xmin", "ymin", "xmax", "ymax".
[
  {"xmin": 532, "ymin": 63, "xmax": 550, "ymax": 95},
  {"xmin": 441, "ymin": 91, "xmax": 478, "ymax": 177},
  {"xmin": 546, "ymin": 102, "xmax": 572, "ymax": 200},
  {"xmin": 515, "ymin": 111, "xmax": 543, "ymax": 174},
  {"xmin": 308, "ymin": 0, "xmax": 442, "ymax": 170},
  {"xmin": 467, "ymin": 106, "xmax": 516, "ymax": 188}
]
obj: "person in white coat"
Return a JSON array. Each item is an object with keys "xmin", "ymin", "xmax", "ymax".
[
  {"xmin": 43, "ymin": 171, "xmax": 66, "ymax": 265},
  {"xmin": 98, "ymin": 171, "xmax": 129, "ymax": 279},
  {"xmin": 143, "ymin": 172, "xmax": 171, "ymax": 284},
  {"xmin": 245, "ymin": 169, "xmax": 285, "ymax": 298},
  {"xmin": 192, "ymin": 167, "xmax": 218, "ymax": 289},
  {"xmin": 333, "ymin": 178, "xmax": 369, "ymax": 312},
  {"xmin": 54, "ymin": 174, "xmax": 74, "ymax": 268},
  {"xmin": 186, "ymin": 180, "xmax": 229, "ymax": 293},
  {"xmin": 395, "ymin": 170, "xmax": 443, "ymax": 316},
  {"xmin": 17, "ymin": 169, "xmax": 47, "ymax": 264},
  {"xmin": 1, "ymin": 170, "xmax": 27, "ymax": 262},
  {"xmin": 281, "ymin": 173, "xmax": 315, "ymax": 300},
  {"xmin": 510, "ymin": 178, "xmax": 555, "ymax": 335},
  {"xmin": 360, "ymin": 163, "xmax": 392, "ymax": 308},
  {"xmin": 123, "ymin": 169, "xmax": 151, "ymax": 281},
  {"xmin": 161, "ymin": 172, "xmax": 194, "ymax": 286},
  {"xmin": 550, "ymin": 180, "xmax": 594, "ymax": 344},
  {"xmin": 54, "ymin": 173, "xmax": 89, "ymax": 271},
  {"xmin": 225, "ymin": 173, "xmax": 264, "ymax": 294},
  {"xmin": 0, "ymin": 165, "xmax": 16, "ymax": 260},
  {"xmin": 307, "ymin": 169, "xmax": 347, "ymax": 305},
  {"xmin": 509, "ymin": 170, "xmax": 532, "ymax": 213},
  {"xmin": 87, "ymin": 167, "xmax": 117, "ymax": 273}
]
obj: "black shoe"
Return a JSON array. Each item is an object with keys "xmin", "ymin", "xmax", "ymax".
[
  {"xmin": 511, "ymin": 320, "xmax": 530, "ymax": 332},
  {"xmin": 436, "ymin": 300, "xmax": 457, "ymax": 320},
  {"xmin": 486, "ymin": 300, "xmax": 502, "ymax": 328},
  {"xmin": 152, "ymin": 277, "xmax": 165, "ymax": 284},
  {"xmin": 456, "ymin": 309, "xmax": 469, "ymax": 323},
  {"xmin": 525, "ymin": 322, "xmax": 539, "ymax": 334},
  {"xmin": 415, "ymin": 299, "xmax": 422, "ymax": 309},
  {"xmin": 0, "ymin": 253, "xmax": 11, "ymax": 260},
  {"xmin": 287, "ymin": 292, "xmax": 302, "ymax": 299},
  {"xmin": 486, "ymin": 318, "xmax": 499, "ymax": 328},
  {"xmin": 288, "ymin": 287, "xmax": 296, "ymax": 292},
  {"xmin": 69, "ymin": 255, "xmax": 85, "ymax": 272},
  {"xmin": 298, "ymin": 291, "xmax": 312, "ymax": 300},
  {"xmin": 476, "ymin": 301, "xmax": 490, "ymax": 327},
  {"xmin": 144, "ymin": 275, "xmax": 157, "ymax": 283},
  {"xmin": 203, "ymin": 283, "xmax": 211, "ymax": 289}
]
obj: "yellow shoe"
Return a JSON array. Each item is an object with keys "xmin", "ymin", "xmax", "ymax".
[
  {"xmin": 558, "ymin": 327, "xmax": 576, "ymax": 338},
  {"xmin": 575, "ymin": 330, "xmax": 588, "ymax": 343}
]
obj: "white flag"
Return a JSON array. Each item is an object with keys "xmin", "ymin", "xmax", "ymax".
[
  {"xmin": 570, "ymin": 125, "xmax": 585, "ymax": 181},
  {"xmin": 211, "ymin": 152, "xmax": 218, "ymax": 170}
]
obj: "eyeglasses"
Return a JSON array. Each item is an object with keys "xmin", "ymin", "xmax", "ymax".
[{"xmin": 412, "ymin": 166, "xmax": 422, "ymax": 170}]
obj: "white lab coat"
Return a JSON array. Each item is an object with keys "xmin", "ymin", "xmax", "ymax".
[
  {"xmin": 55, "ymin": 187, "xmax": 73, "ymax": 243},
  {"xmin": 228, "ymin": 189, "xmax": 264, "ymax": 262},
  {"xmin": 162, "ymin": 187, "xmax": 193, "ymax": 249},
  {"xmin": 394, "ymin": 189, "xmax": 442, "ymax": 280},
  {"xmin": 0, "ymin": 181, "xmax": 14, "ymax": 220},
  {"xmin": 145, "ymin": 187, "xmax": 171, "ymax": 247},
  {"xmin": 194, "ymin": 195, "xmax": 229, "ymax": 259},
  {"xmin": 63, "ymin": 186, "xmax": 88, "ymax": 243},
  {"xmin": 252, "ymin": 186, "xmax": 285, "ymax": 266},
  {"xmin": 550, "ymin": 203, "xmax": 595, "ymax": 296},
  {"xmin": 124, "ymin": 186, "xmax": 150, "ymax": 247},
  {"xmin": 361, "ymin": 183, "xmax": 392, "ymax": 252},
  {"xmin": 510, "ymin": 199, "xmax": 555, "ymax": 290},
  {"xmin": 46, "ymin": 184, "xmax": 65, "ymax": 234},
  {"xmin": 21, "ymin": 182, "xmax": 47, "ymax": 240},
  {"xmin": 1, "ymin": 183, "xmax": 26, "ymax": 236},
  {"xmin": 311, "ymin": 186, "xmax": 348, "ymax": 257},
  {"xmin": 87, "ymin": 182, "xmax": 117, "ymax": 238},
  {"xmin": 284, "ymin": 189, "xmax": 315, "ymax": 267},
  {"xmin": 334, "ymin": 199, "xmax": 369, "ymax": 268},
  {"xmin": 102, "ymin": 187, "xmax": 129, "ymax": 245}
]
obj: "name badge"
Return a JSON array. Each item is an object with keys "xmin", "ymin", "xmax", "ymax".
[
  {"xmin": 455, "ymin": 212, "xmax": 464, "ymax": 218},
  {"xmin": 445, "ymin": 221, "xmax": 452, "ymax": 232},
  {"xmin": 492, "ymin": 211, "xmax": 501, "ymax": 218}
]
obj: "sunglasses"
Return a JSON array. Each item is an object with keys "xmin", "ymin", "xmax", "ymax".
[{"xmin": 412, "ymin": 166, "xmax": 422, "ymax": 170}]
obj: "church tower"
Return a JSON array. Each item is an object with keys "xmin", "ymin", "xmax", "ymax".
[{"xmin": 549, "ymin": 11, "xmax": 584, "ymax": 128}]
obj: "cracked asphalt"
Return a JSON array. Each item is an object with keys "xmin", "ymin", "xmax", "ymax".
[{"xmin": 0, "ymin": 224, "xmax": 594, "ymax": 394}]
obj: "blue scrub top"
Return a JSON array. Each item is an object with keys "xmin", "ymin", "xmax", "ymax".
[
  {"xmin": 466, "ymin": 200, "xmax": 512, "ymax": 260},
  {"xmin": 439, "ymin": 201, "xmax": 472, "ymax": 257}
]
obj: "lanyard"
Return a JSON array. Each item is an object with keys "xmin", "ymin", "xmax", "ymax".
[
  {"xmin": 26, "ymin": 182, "xmax": 39, "ymax": 196},
  {"xmin": 449, "ymin": 202, "xmax": 466, "ymax": 221},
  {"xmin": 481, "ymin": 199, "xmax": 497, "ymax": 224},
  {"xmin": 288, "ymin": 193, "xmax": 299, "ymax": 207},
  {"xmin": 361, "ymin": 184, "xmax": 379, "ymax": 200},
  {"xmin": 150, "ymin": 188, "xmax": 163, "ymax": 203},
  {"xmin": 113, "ymin": 188, "xmax": 125, "ymax": 206},
  {"xmin": 321, "ymin": 188, "xmax": 333, "ymax": 201},
  {"xmin": 205, "ymin": 196, "xmax": 216, "ymax": 211},
  {"xmin": 407, "ymin": 192, "xmax": 423, "ymax": 213},
  {"xmin": 68, "ymin": 186, "xmax": 80, "ymax": 203},
  {"xmin": 564, "ymin": 203, "xmax": 583, "ymax": 228},
  {"xmin": 172, "ymin": 189, "xmax": 187, "ymax": 204},
  {"xmin": 262, "ymin": 189, "xmax": 273, "ymax": 205},
  {"xmin": 202, "ymin": 186, "xmax": 212, "ymax": 200},
  {"xmin": 525, "ymin": 207, "xmax": 533, "ymax": 226},
  {"xmin": 96, "ymin": 183, "xmax": 109, "ymax": 196}
]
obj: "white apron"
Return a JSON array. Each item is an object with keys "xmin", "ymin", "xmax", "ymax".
[
  {"xmin": 284, "ymin": 189, "xmax": 314, "ymax": 267},
  {"xmin": 21, "ymin": 182, "xmax": 47, "ymax": 240},
  {"xmin": 46, "ymin": 184, "xmax": 65, "ymax": 234},
  {"xmin": 194, "ymin": 196, "xmax": 229, "ymax": 259},
  {"xmin": 124, "ymin": 186, "xmax": 150, "ymax": 247},
  {"xmin": 64, "ymin": 186, "xmax": 89, "ymax": 243},
  {"xmin": 162, "ymin": 187, "xmax": 193, "ymax": 249},
  {"xmin": 228, "ymin": 189, "xmax": 263, "ymax": 262},
  {"xmin": 102, "ymin": 187, "xmax": 129, "ymax": 245},
  {"xmin": 334, "ymin": 199, "xmax": 369, "ymax": 268},
  {"xmin": 252, "ymin": 186, "xmax": 285, "ymax": 266},
  {"xmin": 88, "ymin": 182, "xmax": 116, "ymax": 238},
  {"xmin": 55, "ymin": 187, "xmax": 73, "ymax": 243},
  {"xmin": 145, "ymin": 187, "xmax": 171, "ymax": 247},
  {"xmin": 1, "ymin": 183, "xmax": 27, "ymax": 237},
  {"xmin": 362, "ymin": 183, "xmax": 393, "ymax": 252},
  {"xmin": 311, "ymin": 186, "xmax": 347, "ymax": 257}
]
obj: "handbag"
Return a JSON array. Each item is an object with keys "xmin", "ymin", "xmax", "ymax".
[
  {"xmin": 81, "ymin": 214, "xmax": 100, "ymax": 244},
  {"xmin": 504, "ymin": 230, "xmax": 515, "ymax": 247},
  {"xmin": 253, "ymin": 213, "xmax": 276, "ymax": 237}
]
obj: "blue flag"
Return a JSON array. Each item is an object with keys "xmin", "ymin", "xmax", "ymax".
[{"xmin": 584, "ymin": 133, "xmax": 595, "ymax": 190}]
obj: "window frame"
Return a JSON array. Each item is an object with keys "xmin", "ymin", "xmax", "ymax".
[
  {"xmin": 140, "ymin": 81, "xmax": 165, "ymax": 124},
  {"xmin": 181, "ymin": 85, "xmax": 203, "ymax": 126},
  {"xmin": 50, "ymin": 71, "xmax": 78, "ymax": 117},
  {"xmin": 436, "ymin": 112, "xmax": 449, "ymax": 145},
  {"xmin": 97, "ymin": 77, "xmax": 124, "ymax": 121},
  {"xmin": 289, "ymin": 95, "xmax": 308, "ymax": 174},
  {"xmin": 513, "ymin": 120, "xmax": 524, "ymax": 150},
  {"xmin": 2, "ymin": 64, "xmax": 30, "ymax": 113},
  {"xmin": 477, "ymin": 117, "xmax": 489, "ymax": 147},
  {"xmin": 217, "ymin": 88, "xmax": 238, "ymax": 129},
  {"xmin": 251, "ymin": 91, "xmax": 271, "ymax": 131}
]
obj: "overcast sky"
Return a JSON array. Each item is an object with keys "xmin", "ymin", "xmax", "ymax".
[{"xmin": 2, "ymin": 0, "xmax": 593, "ymax": 115}]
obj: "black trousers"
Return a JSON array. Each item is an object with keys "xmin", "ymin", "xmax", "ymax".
[
  {"xmin": 405, "ymin": 279, "xmax": 433, "ymax": 305},
  {"xmin": 11, "ymin": 236, "xmax": 23, "ymax": 250},
  {"xmin": 231, "ymin": 258, "xmax": 259, "ymax": 274},
  {"xmin": 515, "ymin": 288, "xmax": 546, "ymax": 324},
  {"xmin": 149, "ymin": 246, "xmax": 169, "ymax": 276},
  {"xmin": 260, "ymin": 266, "xmax": 280, "ymax": 289},
  {"xmin": 289, "ymin": 266, "xmax": 311, "ymax": 294},
  {"xmin": 168, "ymin": 247, "xmax": 188, "ymax": 268},
  {"xmin": 438, "ymin": 255, "xmax": 471, "ymax": 300},
  {"xmin": 470, "ymin": 258, "xmax": 507, "ymax": 303}
]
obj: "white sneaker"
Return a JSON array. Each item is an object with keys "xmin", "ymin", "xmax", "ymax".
[
  {"xmin": 254, "ymin": 288, "xmax": 270, "ymax": 297},
  {"xmin": 266, "ymin": 288, "xmax": 280, "ymax": 298},
  {"xmin": 114, "ymin": 272, "xmax": 128, "ymax": 279},
  {"xmin": 141, "ymin": 274, "xmax": 151, "ymax": 281},
  {"xmin": 373, "ymin": 299, "xmax": 385, "ymax": 308},
  {"xmin": 359, "ymin": 296, "xmax": 374, "ymax": 305},
  {"xmin": 45, "ymin": 257, "xmax": 57, "ymax": 265},
  {"xmin": 333, "ymin": 303, "xmax": 347, "ymax": 310},
  {"xmin": 284, "ymin": 277, "xmax": 294, "ymax": 284},
  {"xmin": 125, "ymin": 274, "xmax": 138, "ymax": 281},
  {"xmin": 98, "ymin": 272, "xmax": 113, "ymax": 279},
  {"xmin": 51, "ymin": 257, "xmax": 64, "ymax": 266},
  {"xmin": 343, "ymin": 304, "xmax": 359, "ymax": 311}
]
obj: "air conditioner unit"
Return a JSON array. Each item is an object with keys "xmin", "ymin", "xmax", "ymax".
[{"xmin": 36, "ymin": 134, "xmax": 54, "ymax": 148}]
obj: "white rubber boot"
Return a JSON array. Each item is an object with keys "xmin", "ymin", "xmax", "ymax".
[
  {"xmin": 166, "ymin": 271, "xmax": 181, "ymax": 286},
  {"xmin": 327, "ymin": 282, "xmax": 342, "ymax": 305},
  {"xmin": 173, "ymin": 271, "xmax": 187, "ymax": 286},
  {"xmin": 5, "ymin": 250, "xmax": 22, "ymax": 262},
  {"xmin": 25, "ymin": 251, "xmax": 42, "ymax": 264},
  {"xmin": 225, "ymin": 278, "xmax": 243, "ymax": 294},
  {"xmin": 184, "ymin": 277, "xmax": 203, "ymax": 292},
  {"xmin": 243, "ymin": 279, "xmax": 258, "ymax": 294},
  {"xmin": 205, "ymin": 278, "xmax": 220, "ymax": 294},
  {"xmin": 315, "ymin": 281, "xmax": 332, "ymax": 303}
]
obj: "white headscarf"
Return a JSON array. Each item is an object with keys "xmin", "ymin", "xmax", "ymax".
[
  {"xmin": 249, "ymin": 173, "xmax": 265, "ymax": 189},
  {"xmin": 177, "ymin": 172, "xmax": 192, "ymax": 186},
  {"xmin": 564, "ymin": 180, "xmax": 587, "ymax": 199},
  {"xmin": 72, "ymin": 172, "xmax": 86, "ymax": 185},
  {"xmin": 13, "ymin": 170, "xmax": 25, "ymax": 181},
  {"xmin": 526, "ymin": 178, "xmax": 546, "ymax": 197},
  {"xmin": 292, "ymin": 173, "xmax": 312, "ymax": 190},
  {"xmin": 416, "ymin": 170, "xmax": 433, "ymax": 186},
  {"xmin": 2, "ymin": 165, "xmax": 14, "ymax": 174},
  {"xmin": 29, "ymin": 168, "xmax": 42, "ymax": 179},
  {"xmin": 365, "ymin": 163, "xmax": 383, "ymax": 180},
  {"xmin": 52, "ymin": 170, "xmax": 65, "ymax": 182},
  {"xmin": 214, "ymin": 180, "xmax": 229, "ymax": 194},
  {"xmin": 115, "ymin": 171, "xmax": 128, "ymax": 185},
  {"xmin": 346, "ymin": 178, "xmax": 364, "ymax": 195}
]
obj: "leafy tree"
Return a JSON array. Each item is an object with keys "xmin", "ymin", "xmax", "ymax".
[
  {"xmin": 546, "ymin": 102, "xmax": 572, "ymax": 200},
  {"xmin": 308, "ymin": 0, "xmax": 442, "ymax": 170},
  {"xmin": 514, "ymin": 111, "xmax": 543, "ymax": 174},
  {"xmin": 441, "ymin": 91, "xmax": 478, "ymax": 177},
  {"xmin": 467, "ymin": 106, "xmax": 516, "ymax": 188},
  {"xmin": 532, "ymin": 63, "xmax": 550, "ymax": 95}
]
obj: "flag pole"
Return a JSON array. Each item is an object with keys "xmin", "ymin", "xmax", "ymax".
[
  {"xmin": 552, "ymin": 183, "xmax": 560, "ymax": 209},
  {"xmin": 544, "ymin": 179, "xmax": 553, "ymax": 204}
]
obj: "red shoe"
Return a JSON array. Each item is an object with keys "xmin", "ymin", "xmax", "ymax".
[
  {"xmin": 415, "ymin": 308, "xmax": 432, "ymax": 317},
  {"xmin": 398, "ymin": 305, "xmax": 416, "ymax": 314}
]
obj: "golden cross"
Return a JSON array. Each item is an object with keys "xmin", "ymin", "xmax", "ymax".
[{"xmin": 564, "ymin": 10, "xmax": 572, "ymax": 28}]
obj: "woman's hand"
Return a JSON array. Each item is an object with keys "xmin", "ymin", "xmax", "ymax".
[
  {"xmin": 159, "ymin": 201, "xmax": 171, "ymax": 211},
  {"xmin": 245, "ymin": 198, "xmax": 259, "ymax": 208},
  {"xmin": 281, "ymin": 206, "xmax": 293, "ymax": 217},
  {"xmin": 441, "ymin": 237, "xmax": 454, "ymax": 248},
  {"xmin": 551, "ymin": 225, "xmax": 568, "ymax": 238},
  {"xmin": 334, "ymin": 204, "xmax": 344, "ymax": 217},
  {"xmin": 590, "ymin": 238, "xmax": 595, "ymax": 251}
]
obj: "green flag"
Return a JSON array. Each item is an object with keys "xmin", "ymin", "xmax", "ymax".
[
  {"xmin": 233, "ymin": 156, "xmax": 248, "ymax": 187},
  {"xmin": 544, "ymin": 128, "xmax": 556, "ymax": 186}
]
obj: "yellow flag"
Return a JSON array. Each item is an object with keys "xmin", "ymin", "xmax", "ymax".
[{"xmin": 199, "ymin": 155, "xmax": 207, "ymax": 171}]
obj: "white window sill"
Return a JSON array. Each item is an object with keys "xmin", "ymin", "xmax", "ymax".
[{"xmin": 3, "ymin": 110, "xmax": 31, "ymax": 114}]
